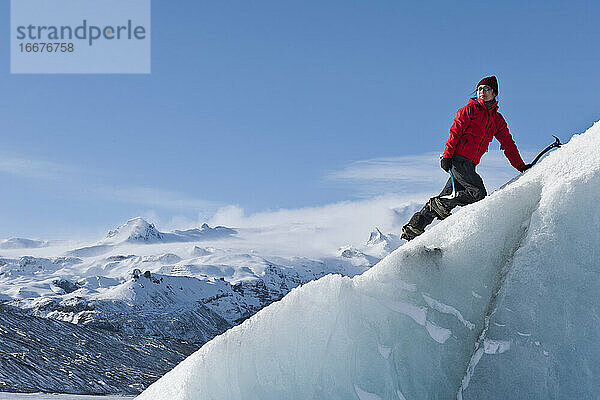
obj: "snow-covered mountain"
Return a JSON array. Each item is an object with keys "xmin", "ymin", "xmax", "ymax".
[
  {"xmin": 104, "ymin": 217, "xmax": 164, "ymax": 244},
  {"xmin": 136, "ymin": 124, "xmax": 600, "ymax": 400},
  {"xmin": 10, "ymin": 272, "xmax": 231, "ymax": 344},
  {"xmin": 102, "ymin": 217, "xmax": 237, "ymax": 245},
  {"xmin": 0, "ymin": 303, "xmax": 197, "ymax": 394},
  {"xmin": 0, "ymin": 216, "xmax": 403, "ymax": 394},
  {"xmin": 365, "ymin": 227, "xmax": 402, "ymax": 256}
]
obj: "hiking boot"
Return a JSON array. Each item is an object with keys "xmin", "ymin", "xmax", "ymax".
[
  {"xmin": 427, "ymin": 197, "xmax": 451, "ymax": 220},
  {"xmin": 401, "ymin": 224, "xmax": 424, "ymax": 241}
]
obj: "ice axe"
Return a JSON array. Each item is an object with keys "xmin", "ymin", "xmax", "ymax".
[
  {"xmin": 529, "ymin": 135, "xmax": 562, "ymax": 166},
  {"xmin": 496, "ymin": 135, "xmax": 562, "ymax": 191}
]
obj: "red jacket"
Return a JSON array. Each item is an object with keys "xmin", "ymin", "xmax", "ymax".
[{"xmin": 442, "ymin": 98, "xmax": 524, "ymax": 169}]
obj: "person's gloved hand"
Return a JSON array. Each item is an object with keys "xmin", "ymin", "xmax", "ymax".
[
  {"xmin": 518, "ymin": 163, "xmax": 532, "ymax": 173},
  {"xmin": 440, "ymin": 157, "xmax": 452, "ymax": 172}
]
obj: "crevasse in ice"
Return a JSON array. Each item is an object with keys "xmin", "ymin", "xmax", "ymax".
[{"xmin": 136, "ymin": 122, "xmax": 600, "ymax": 400}]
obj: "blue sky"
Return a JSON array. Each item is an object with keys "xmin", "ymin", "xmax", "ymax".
[{"xmin": 1, "ymin": 0, "xmax": 599, "ymax": 239}]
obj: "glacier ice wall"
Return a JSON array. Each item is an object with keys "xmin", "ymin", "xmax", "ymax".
[
  {"xmin": 136, "ymin": 122, "xmax": 600, "ymax": 400},
  {"xmin": 460, "ymin": 127, "xmax": 600, "ymax": 399}
]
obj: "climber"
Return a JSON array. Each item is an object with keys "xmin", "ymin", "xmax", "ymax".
[{"xmin": 401, "ymin": 76, "xmax": 531, "ymax": 241}]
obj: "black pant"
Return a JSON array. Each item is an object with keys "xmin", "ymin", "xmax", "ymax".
[{"xmin": 406, "ymin": 156, "xmax": 487, "ymax": 231}]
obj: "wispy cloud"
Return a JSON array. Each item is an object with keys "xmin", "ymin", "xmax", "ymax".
[
  {"xmin": 325, "ymin": 153, "xmax": 444, "ymax": 197},
  {"xmin": 0, "ymin": 153, "xmax": 220, "ymax": 213},
  {"xmin": 0, "ymin": 154, "xmax": 79, "ymax": 180},
  {"xmin": 205, "ymin": 148, "xmax": 537, "ymax": 256},
  {"xmin": 0, "ymin": 149, "xmax": 539, "ymax": 249},
  {"xmin": 327, "ymin": 153, "xmax": 442, "ymax": 184},
  {"xmin": 209, "ymin": 194, "xmax": 427, "ymax": 256},
  {"xmin": 324, "ymin": 149, "xmax": 537, "ymax": 197}
]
